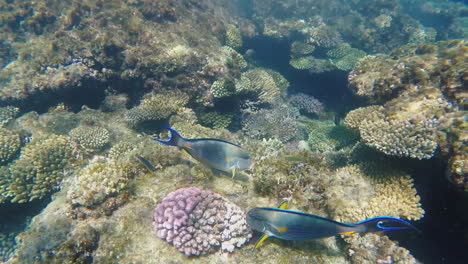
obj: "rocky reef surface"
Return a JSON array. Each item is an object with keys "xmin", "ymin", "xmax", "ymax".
[{"xmin": 0, "ymin": 0, "xmax": 467, "ymax": 263}]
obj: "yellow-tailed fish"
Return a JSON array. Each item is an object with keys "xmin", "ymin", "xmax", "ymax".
[
  {"xmin": 153, "ymin": 126, "xmax": 250, "ymax": 177},
  {"xmin": 247, "ymin": 201, "xmax": 419, "ymax": 249}
]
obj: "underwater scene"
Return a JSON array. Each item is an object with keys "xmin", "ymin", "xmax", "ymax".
[{"xmin": 0, "ymin": 0, "xmax": 467, "ymax": 263}]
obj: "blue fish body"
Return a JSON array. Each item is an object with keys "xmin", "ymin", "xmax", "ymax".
[
  {"xmin": 153, "ymin": 126, "xmax": 250, "ymax": 176},
  {"xmin": 247, "ymin": 202, "xmax": 418, "ymax": 249}
]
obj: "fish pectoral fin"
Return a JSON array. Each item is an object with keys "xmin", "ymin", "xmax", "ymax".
[
  {"xmin": 254, "ymin": 234, "xmax": 269, "ymax": 249},
  {"xmin": 180, "ymin": 149, "xmax": 191, "ymax": 159},
  {"xmin": 276, "ymin": 226, "xmax": 288, "ymax": 233},
  {"xmin": 183, "ymin": 144, "xmax": 192, "ymax": 150},
  {"xmin": 339, "ymin": 231, "xmax": 356, "ymax": 236},
  {"xmin": 231, "ymin": 168, "xmax": 236, "ymax": 178},
  {"xmin": 277, "ymin": 201, "xmax": 288, "ymax": 209}
]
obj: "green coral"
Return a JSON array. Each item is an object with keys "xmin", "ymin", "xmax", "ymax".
[
  {"xmin": 210, "ymin": 78, "xmax": 236, "ymax": 98},
  {"xmin": 199, "ymin": 111, "xmax": 233, "ymax": 129},
  {"xmin": 5, "ymin": 134, "xmax": 74, "ymax": 203},
  {"xmin": 0, "ymin": 106, "xmax": 19, "ymax": 128},
  {"xmin": 69, "ymin": 125, "xmax": 110, "ymax": 152},
  {"xmin": 235, "ymin": 69, "xmax": 281, "ymax": 103},
  {"xmin": 225, "ymin": 24, "xmax": 243, "ymax": 49},
  {"xmin": 327, "ymin": 44, "xmax": 366, "ymax": 71},
  {"xmin": 0, "ymin": 128, "xmax": 22, "ymax": 165},
  {"xmin": 124, "ymin": 91, "xmax": 189, "ymax": 127},
  {"xmin": 289, "ymin": 56, "xmax": 335, "ymax": 73},
  {"xmin": 264, "ymin": 69, "xmax": 289, "ymax": 96}
]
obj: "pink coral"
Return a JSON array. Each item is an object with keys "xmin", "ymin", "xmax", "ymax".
[{"xmin": 153, "ymin": 187, "xmax": 251, "ymax": 256}]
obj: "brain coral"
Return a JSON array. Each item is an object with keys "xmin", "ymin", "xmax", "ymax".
[
  {"xmin": 5, "ymin": 134, "xmax": 74, "ymax": 203},
  {"xmin": 153, "ymin": 187, "xmax": 251, "ymax": 256}
]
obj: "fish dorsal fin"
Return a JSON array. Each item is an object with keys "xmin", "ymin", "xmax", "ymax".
[
  {"xmin": 277, "ymin": 201, "xmax": 288, "ymax": 209},
  {"xmin": 254, "ymin": 234, "xmax": 269, "ymax": 249}
]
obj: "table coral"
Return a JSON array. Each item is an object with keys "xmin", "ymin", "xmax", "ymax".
[
  {"xmin": 235, "ymin": 69, "xmax": 281, "ymax": 104},
  {"xmin": 153, "ymin": 187, "xmax": 251, "ymax": 256}
]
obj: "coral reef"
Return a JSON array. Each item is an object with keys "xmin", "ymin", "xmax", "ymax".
[
  {"xmin": 289, "ymin": 56, "xmax": 335, "ymax": 73},
  {"xmin": 124, "ymin": 91, "xmax": 189, "ymax": 127},
  {"xmin": 199, "ymin": 111, "xmax": 233, "ymax": 129},
  {"xmin": 153, "ymin": 187, "xmax": 251, "ymax": 256},
  {"xmin": 289, "ymin": 93, "xmax": 323, "ymax": 115},
  {"xmin": 345, "ymin": 233, "xmax": 418, "ymax": 264},
  {"xmin": 69, "ymin": 125, "xmax": 110, "ymax": 152},
  {"xmin": 290, "ymin": 41, "xmax": 316, "ymax": 57},
  {"xmin": 327, "ymin": 44, "xmax": 366, "ymax": 71},
  {"xmin": 242, "ymin": 104, "xmax": 301, "ymax": 143},
  {"xmin": 210, "ymin": 78, "xmax": 236, "ymax": 99},
  {"xmin": 3, "ymin": 134, "xmax": 74, "ymax": 203},
  {"xmin": 235, "ymin": 69, "xmax": 282, "ymax": 104},
  {"xmin": 306, "ymin": 120, "xmax": 359, "ymax": 153},
  {"xmin": 0, "ymin": 128, "xmax": 21, "ymax": 165},
  {"xmin": 225, "ymin": 24, "xmax": 243, "ymax": 49},
  {"xmin": 0, "ymin": 106, "xmax": 19, "ymax": 127}
]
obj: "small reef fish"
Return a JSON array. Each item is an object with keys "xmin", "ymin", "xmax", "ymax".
[
  {"xmin": 247, "ymin": 201, "xmax": 419, "ymax": 249},
  {"xmin": 153, "ymin": 126, "xmax": 251, "ymax": 177},
  {"xmin": 135, "ymin": 155, "xmax": 157, "ymax": 172}
]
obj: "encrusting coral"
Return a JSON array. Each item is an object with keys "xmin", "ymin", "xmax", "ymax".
[{"xmin": 153, "ymin": 187, "xmax": 251, "ymax": 256}]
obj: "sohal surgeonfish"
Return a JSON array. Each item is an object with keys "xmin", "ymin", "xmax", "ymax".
[
  {"xmin": 247, "ymin": 201, "xmax": 419, "ymax": 249},
  {"xmin": 153, "ymin": 126, "xmax": 250, "ymax": 177}
]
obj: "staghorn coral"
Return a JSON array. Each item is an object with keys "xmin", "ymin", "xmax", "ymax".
[
  {"xmin": 225, "ymin": 24, "xmax": 243, "ymax": 49},
  {"xmin": 326, "ymin": 164, "xmax": 424, "ymax": 223},
  {"xmin": 0, "ymin": 106, "xmax": 19, "ymax": 128},
  {"xmin": 0, "ymin": 128, "xmax": 22, "ymax": 165},
  {"xmin": 124, "ymin": 91, "xmax": 189, "ymax": 127},
  {"xmin": 153, "ymin": 187, "xmax": 251, "ymax": 256},
  {"xmin": 327, "ymin": 44, "xmax": 366, "ymax": 71},
  {"xmin": 5, "ymin": 134, "xmax": 74, "ymax": 203},
  {"xmin": 235, "ymin": 69, "xmax": 281, "ymax": 104},
  {"xmin": 289, "ymin": 93, "xmax": 323, "ymax": 115},
  {"xmin": 69, "ymin": 125, "xmax": 110, "ymax": 152},
  {"xmin": 344, "ymin": 233, "xmax": 418, "ymax": 264}
]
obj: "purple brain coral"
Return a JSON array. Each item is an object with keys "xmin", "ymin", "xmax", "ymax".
[{"xmin": 153, "ymin": 187, "xmax": 252, "ymax": 256}]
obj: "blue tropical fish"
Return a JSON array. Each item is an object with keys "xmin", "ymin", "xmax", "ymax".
[
  {"xmin": 153, "ymin": 126, "xmax": 250, "ymax": 177},
  {"xmin": 246, "ymin": 201, "xmax": 419, "ymax": 249}
]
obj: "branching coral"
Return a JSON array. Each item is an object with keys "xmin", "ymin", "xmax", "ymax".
[
  {"xmin": 326, "ymin": 164, "xmax": 424, "ymax": 223},
  {"xmin": 242, "ymin": 104, "xmax": 300, "ymax": 142},
  {"xmin": 69, "ymin": 125, "xmax": 110, "ymax": 152},
  {"xmin": 235, "ymin": 69, "xmax": 281, "ymax": 104},
  {"xmin": 210, "ymin": 78, "xmax": 236, "ymax": 99},
  {"xmin": 290, "ymin": 41, "xmax": 315, "ymax": 57},
  {"xmin": 289, "ymin": 93, "xmax": 323, "ymax": 114},
  {"xmin": 225, "ymin": 24, "xmax": 243, "ymax": 49},
  {"xmin": 153, "ymin": 187, "xmax": 251, "ymax": 256},
  {"xmin": 5, "ymin": 134, "xmax": 74, "ymax": 203},
  {"xmin": 0, "ymin": 106, "xmax": 19, "ymax": 128},
  {"xmin": 124, "ymin": 91, "xmax": 189, "ymax": 127},
  {"xmin": 199, "ymin": 111, "xmax": 233, "ymax": 129},
  {"xmin": 289, "ymin": 56, "xmax": 335, "ymax": 73},
  {"xmin": 0, "ymin": 128, "xmax": 22, "ymax": 165},
  {"xmin": 66, "ymin": 159, "xmax": 131, "ymax": 208}
]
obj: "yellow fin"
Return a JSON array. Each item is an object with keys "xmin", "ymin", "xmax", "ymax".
[
  {"xmin": 181, "ymin": 149, "xmax": 191, "ymax": 158},
  {"xmin": 254, "ymin": 234, "xmax": 269, "ymax": 249},
  {"xmin": 276, "ymin": 226, "xmax": 288, "ymax": 233},
  {"xmin": 339, "ymin": 231, "xmax": 356, "ymax": 235},
  {"xmin": 277, "ymin": 201, "xmax": 288, "ymax": 209},
  {"xmin": 231, "ymin": 168, "xmax": 236, "ymax": 178}
]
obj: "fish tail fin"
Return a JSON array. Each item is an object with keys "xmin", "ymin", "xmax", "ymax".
[
  {"xmin": 356, "ymin": 217, "xmax": 421, "ymax": 234},
  {"xmin": 153, "ymin": 126, "xmax": 183, "ymax": 147}
]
